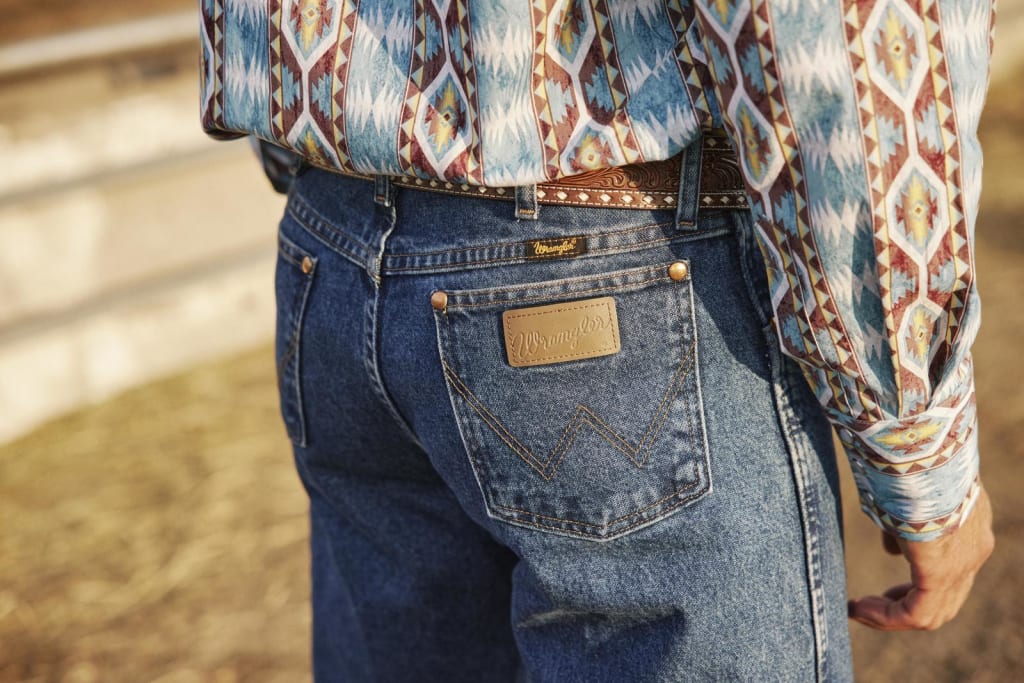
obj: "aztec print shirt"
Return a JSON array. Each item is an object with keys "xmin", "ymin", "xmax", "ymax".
[{"xmin": 201, "ymin": 0, "xmax": 996, "ymax": 541}]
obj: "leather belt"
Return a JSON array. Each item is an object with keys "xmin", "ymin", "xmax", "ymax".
[{"xmin": 333, "ymin": 129, "xmax": 749, "ymax": 211}]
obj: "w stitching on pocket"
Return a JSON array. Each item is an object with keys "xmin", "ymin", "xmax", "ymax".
[
  {"xmin": 488, "ymin": 362, "xmax": 705, "ymax": 534},
  {"xmin": 440, "ymin": 340, "xmax": 697, "ymax": 483},
  {"xmin": 436, "ymin": 261, "xmax": 709, "ymax": 539}
]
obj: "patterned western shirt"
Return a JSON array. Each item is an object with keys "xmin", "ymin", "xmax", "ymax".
[{"xmin": 200, "ymin": 0, "xmax": 996, "ymax": 541}]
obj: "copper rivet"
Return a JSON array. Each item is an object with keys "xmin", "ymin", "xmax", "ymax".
[
  {"xmin": 301, "ymin": 256, "xmax": 314, "ymax": 274},
  {"xmin": 430, "ymin": 290, "xmax": 448, "ymax": 311},
  {"xmin": 668, "ymin": 261, "xmax": 689, "ymax": 281}
]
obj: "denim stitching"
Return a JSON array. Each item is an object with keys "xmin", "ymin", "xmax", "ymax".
[
  {"xmin": 440, "ymin": 340, "xmax": 698, "ymax": 490},
  {"xmin": 278, "ymin": 312, "xmax": 301, "ymax": 377},
  {"xmin": 453, "ymin": 276, "xmax": 670, "ymax": 308},
  {"xmin": 502, "ymin": 300, "xmax": 610, "ymax": 320},
  {"xmin": 437, "ymin": 263, "xmax": 710, "ymax": 536},
  {"xmin": 548, "ymin": 412, "xmax": 635, "ymax": 474},
  {"xmin": 386, "ymin": 220, "xmax": 676, "ymax": 258},
  {"xmin": 588, "ymin": 346, "xmax": 696, "ymax": 468},
  {"xmin": 443, "ymin": 363, "xmax": 550, "ymax": 473},
  {"xmin": 444, "ymin": 357, "xmax": 708, "ymax": 537},
  {"xmin": 443, "ymin": 363, "xmax": 612, "ymax": 478},
  {"xmin": 379, "ymin": 228, "xmax": 731, "ymax": 275},
  {"xmin": 448, "ymin": 263, "xmax": 667, "ymax": 299},
  {"xmin": 549, "ymin": 403, "xmax": 586, "ymax": 464},
  {"xmin": 766, "ymin": 327, "xmax": 829, "ymax": 681},
  {"xmin": 638, "ymin": 344, "xmax": 694, "ymax": 452},
  {"xmin": 576, "ymin": 410, "xmax": 638, "ymax": 459},
  {"xmin": 288, "ymin": 191, "xmax": 373, "ymax": 252},
  {"xmin": 276, "ymin": 244, "xmax": 303, "ymax": 268},
  {"xmin": 685, "ymin": 241, "xmax": 714, "ymax": 507},
  {"xmin": 493, "ymin": 486, "xmax": 695, "ymax": 528},
  {"xmin": 276, "ymin": 236, "xmax": 316, "ymax": 376},
  {"xmin": 568, "ymin": 349, "xmax": 696, "ymax": 469},
  {"xmin": 734, "ymin": 217, "xmax": 826, "ymax": 676},
  {"xmin": 278, "ymin": 246, "xmax": 303, "ymax": 268},
  {"xmin": 382, "ymin": 235, "xmax": 684, "ymax": 273},
  {"xmin": 278, "ymin": 231, "xmax": 311, "ymax": 266},
  {"xmin": 275, "ymin": 244, "xmax": 316, "ymax": 448},
  {"xmin": 382, "ymin": 219, "xmax": 716, "ymax": 263},
  {"xmin": 492, "ymin": 482, "xmax": 707, "ymax": 532},
  {"xmin": 566, "ymin": 228, "xmax": 727, "ymax": 259},
  {"xmin": 286, "ymin": 205, "xmax": 367, "ymax": 266},
  {"xmin": 542, "ymin": 411, "xmax": 647, "ymax": 481},
  {"xmin": 655, "ymin": 284, "xmax": 698, "ymax": 454},
  {"xmin": 443, "ymin": 313, "xmax": 549, "ymax": 474},
  {"xmin": 783, "ymin": 375, "xmax": 829, "ymax": 681}
]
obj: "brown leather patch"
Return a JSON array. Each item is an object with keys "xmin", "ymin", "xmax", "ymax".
[
  {"xmin": 525, "ymin": 236, "xmax": 588, "ymax": 259},
  {"xmin": 502, "ymin": 296, "xmax": 620, "ymax": 367}
]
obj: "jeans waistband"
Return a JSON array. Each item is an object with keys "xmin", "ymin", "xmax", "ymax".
[
  {"xmin": 285, "ymin": 136, "xmax": 748, "ymax": 281},
  {"xmin": 374, "ymin": 130, "xmax": 747, "ymax": 218}
]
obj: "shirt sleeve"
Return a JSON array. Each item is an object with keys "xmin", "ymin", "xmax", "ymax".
[{"xmin": 687, "ymin": 0, "xmax": 996, "ymax": 541}]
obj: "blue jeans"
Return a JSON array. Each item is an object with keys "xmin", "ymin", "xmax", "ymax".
[{"xmin": 273, "ymin": 142, "xmax": 853, "ymax": 682}]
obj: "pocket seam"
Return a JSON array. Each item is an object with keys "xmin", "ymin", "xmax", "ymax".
[
  {"xmin": 452, "ymin": 274, "xmax": 673, "ymax": 309},
  {"xmin": 436, "ymin": 266, "xmax": 710, "ymax": 540},
  {"xmin": 492, "ymin": 481, "xmax": 708, "ymax": 532},
  {"xmin": 276, "ymin": 231, "xmax": 318, "ymax": 447},
  {"xmin": 442, "ymin": 262, "xmax": 671, "ymax": 303}
]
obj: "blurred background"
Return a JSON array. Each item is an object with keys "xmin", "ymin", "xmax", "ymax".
[{"xmin": 0, "ymin": 2, "xmax": 1021, "ymax": 681}]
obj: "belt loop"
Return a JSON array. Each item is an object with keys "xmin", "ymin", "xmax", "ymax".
[
  {"xmin": 674, "ymin": 135, "xmax": 703, "ymax": 230},
  {"xmin": 374, "ymin": 175, "xmax": 395, "ymax": 208},
  {"xmin": 515, "ymin": 184, "xmax": 540, "ymax": 221}
]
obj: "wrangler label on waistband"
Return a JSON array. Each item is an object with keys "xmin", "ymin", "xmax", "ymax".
[
  {"xmin": 502, "ymin": 296, "xmax": 620, "ymax": 368},
  {"xmin": 525, "ymin": 236, "xmax": 588, "ymax": 259}
]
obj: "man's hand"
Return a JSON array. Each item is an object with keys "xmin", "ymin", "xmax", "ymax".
[{"xmin": 848, "ymin": 485, "xmax": 994, "ymax": 631}]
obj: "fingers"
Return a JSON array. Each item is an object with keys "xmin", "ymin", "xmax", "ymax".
[
  {"xmin": 849, "ymin": 579, "xmax": 972, "ymax": 631},
  {"xmin": 848, "ymin": 592, "xmax": 914, "ymax": 631},
  {"xmin": 851, "ymin": 485, "xmax": 995, "ymax": 632}
]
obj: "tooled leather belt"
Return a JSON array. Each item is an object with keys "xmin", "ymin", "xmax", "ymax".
[{"xmin": 333, "ymin": 128, "xmax": 749, "ymax": 211}]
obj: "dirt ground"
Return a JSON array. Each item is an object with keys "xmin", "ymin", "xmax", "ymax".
[{"xmin": 1, "ymin": 65, "xmax": 1022, "ymax": 683}]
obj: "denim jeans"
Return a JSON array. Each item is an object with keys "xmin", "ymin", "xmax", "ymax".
[{"xmin": 273, "ymin": 141, "xmax": 853, "ymax": 682}]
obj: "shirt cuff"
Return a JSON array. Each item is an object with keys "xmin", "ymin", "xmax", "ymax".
[{"xmin": 829, "ymin": 359, "xmax": 981, "ymax": 542}]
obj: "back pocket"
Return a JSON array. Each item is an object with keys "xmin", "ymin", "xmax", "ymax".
[{"xmin": 433, "ymin": 261, "xmax": 711, "ymax": 541}]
